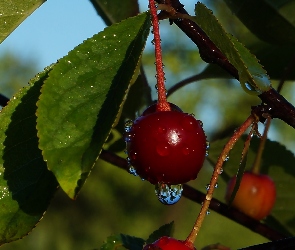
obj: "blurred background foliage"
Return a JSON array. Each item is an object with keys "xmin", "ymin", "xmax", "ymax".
[{"xmin": 1, "ymin": 0, "xmax": 295, "ymax": 249}]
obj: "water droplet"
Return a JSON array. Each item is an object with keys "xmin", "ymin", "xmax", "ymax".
[
  {"xmin": 157, "ymin": 126, "xmax": 166, "ymax": 134},
  {"xmin": 151, "ymin": 29, "xmax": 154, "ymax": 34},
  {"xmin": 205, "ymin": 184, "xmax": 210, "ymax": 190},
  {"xmin": 154, "ymin": 84, "xmax": 158, "ymax": 90},
  {"xmin": 205, "ymin": 150, "xmax": 209, "ymax": 157},
  {"xmin": 199, "ymin": 120, "xmax": 203, "ymax": 127},
  {"xmin": 182, "ymin": 146, "xmax": 190, "ymax": 155},
  {"xmin": 181, "ymin": 115, "xmax": 196, "ymax": 131},
  {"xmin": 223, "ymin": 155, "xmax": 229, "ymax": 161},
  {"xmin": 123, "ymin": 132, "xmax": 132, "ymax": 142},
  {"xmin": 124, "ymin": 120, "xmax": 133, "ymax": 132},
  {"xmin": 129, "ymin": 150, "xmax": 137, "ymax": 161},
  {"xmin": 155, "ymin": 183, "xmax": 183, "ymax": 205},
  {"xmin": 126, "ymin": 157, "xmax": 131, "ymax": 166},
  {"xmin": 218, "ymin": 168, "xmax": 223, "ymax": 174},
  {"xmin": 206, "ymin": 210, "xmax": 211, "ymax": 215},
  {"xmin": 206, "ymin": 141, "xmax": 210, "ymax": 149},
  {"xmin": 128, "ymin": 166, "xmax": 138, "ymax": 176},
  {"xmin": 156, "ymin": 143, "xmax": 170, "ymax": 156},
  {"xmin": 151, "ymin": 39, "xmax": 155, "ymax": 45},
  {"xmin": 215, "ymin": 183, "xmax": 218, "ymax": 188}
]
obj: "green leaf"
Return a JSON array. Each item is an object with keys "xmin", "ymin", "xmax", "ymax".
[
  {"xmin": 146, "ymin": 222, "xmax": 174, "ymax": 244},
  {"xmin": 100, "ymin": 234, "xmax": 145, "ymax": 250},
  {"xmin": 223, "ymin": 0, "xmax": 295, "ymax": 45},
  {"xmin": 250, "ymin": 43, "xmax": 295, "ymax": 80},
  {"xmin": 194, "ymin": 3, "xmax": 271, "ymax": 95},
  {"xmin": 36, "ymin": 12, "xmax": 151, "ymax": 199},
  {"xmin": 208, "ymin": 136, "xmax": 295, "ymax": 235},
  {"xmin": 89, "ymin": 0, "xmax": 139, "ymax": 26},
  {"xmin": 0, "ymin": 67, "xmax": 58, "ymax": 245},
  {"xmin": 0, "ymin": 0, "xmax": 45, "ymax": 44}
]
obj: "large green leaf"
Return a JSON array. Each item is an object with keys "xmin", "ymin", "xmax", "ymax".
[
  {"xmin": 194, "ymin": 3, "xmax": 271, "ymax": 95},
  {"xmin": 89, "ymin": 0, "xmax": 139, "ymax": 25},
  {"xmin": 0, "ymin": 0, "xmax": 45, "ymax": 44},
  {"xmin": 0, "ymin": 67, "xmax": 58, "ymax": 245},
  {"xmin": 223, "ymin": 0, "xmax": 295, "ymax": 45},
  {"xmin": 36, "ymin": 12, "xmax": 151, "ymax": 199},
  {"xmin": 208, "ymin": 136, "xmax": 295, "ymax": 235}
]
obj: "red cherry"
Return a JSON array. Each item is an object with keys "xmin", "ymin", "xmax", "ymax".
[
  {"xmin": 125, "ymin": 103, "xmax": 207, "ymax": 185},
  {"xmin": 143, "ymin": 236, "xmax": 196, "ymax": 250},
  {"xmin": 225, "ymin": 171, "xmax": 276, "ymax": 220}
]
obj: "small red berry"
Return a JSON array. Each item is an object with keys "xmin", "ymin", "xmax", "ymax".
[
  {"xmin": 125, "ymin": 103, "xmax": 207, "ymax": 185},
  {"xmin": 225, "ymin": 171, "xmax": 276, "ymax": 220},
  {"xmin": 143, "ymin": 236, "xmax": 196, "ymax": 250}
]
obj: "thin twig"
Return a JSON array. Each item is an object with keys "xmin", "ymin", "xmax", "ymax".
[
  {"xmin": 99, "ymin": 149, "xmax": 286, "ymax": 241},
  {"xmin": 156, "ymin": 0, "xmax": 295, "ymax": 129},
  {"xmin": 185, "ymin": 115, "xmax": 256, "ymax": 246}
]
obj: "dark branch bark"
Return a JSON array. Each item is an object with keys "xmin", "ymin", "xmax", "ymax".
[
  {"xmin": 157, "ymin": 0, "xmax": 295, "ymax": 129},
  {"xmin": 99, "ymin": 150, "xmax": 287, "ymax": 242}
]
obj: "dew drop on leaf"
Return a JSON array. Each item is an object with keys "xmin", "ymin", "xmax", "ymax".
[{"xmin": 155, "ymin": 183, "xmax": 183, "ymax": 205}]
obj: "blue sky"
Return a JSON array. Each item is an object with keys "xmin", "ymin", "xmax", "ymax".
[{"xmin": 0, "ymin": 0, "xmax": 196, "ymax": 72}]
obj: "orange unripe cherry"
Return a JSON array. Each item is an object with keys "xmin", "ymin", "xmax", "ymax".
[{"xmin": 225, "ymin": 171, "xmax": 276, "ymax": 220}]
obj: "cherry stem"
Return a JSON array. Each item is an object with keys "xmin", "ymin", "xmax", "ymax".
[
  {"xmin": 185, "ymin": 115, "xmax": 256, "ymax": 246},
  {"xmin": 251, "ymin": 116, "xmax": 272, "ymax": 175},
  {"xmin": 149, "ymin": 0, "xmax": 170, "ymax": 111}
]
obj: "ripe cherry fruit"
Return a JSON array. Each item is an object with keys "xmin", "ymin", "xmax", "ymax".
[
  {"xmin": 125, "ymin": 103, "xmax": 207, "ymax": 185},
  {"xmin": 143, "ymin": 236, "xmax": 196, "ymax": 250},
  {"xmin": 225, "ymin": 171, "xmax": 276, "ymax": 220}
]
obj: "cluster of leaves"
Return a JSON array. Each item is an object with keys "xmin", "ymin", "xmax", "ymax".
[{"xmin": 1, "ymin": 0, "xmax": 295, "ymax": 249}]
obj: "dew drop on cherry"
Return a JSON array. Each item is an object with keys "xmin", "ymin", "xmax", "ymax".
[
  {"xmin": 156, "ymin": 143, "xmax": 170, "ymax": 156},
  {"xmin": 155, "ymin": 183, "xmax": 183, "ymax": 205},
  {"xmin": 180, "ymin": 115, "xmax": 196, "ymax": 131},
  {"xmin": 182, "ymin": 145, "xmax": 190, "ymax": 155},
  {"xmin": 157, "ymin": 126, "xmax": 166, "ymax": 134},
  {"xmin": 123, "ymin": 132, "xmax": 132, "ymax": 142},
  {"xmin": 128, "ymin": 166, "xmax": 138, "ymax": 176}
]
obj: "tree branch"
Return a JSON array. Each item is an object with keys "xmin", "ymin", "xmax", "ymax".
[
  {"xmin": 156, "ymin": 0, "xmax": 295, "ymax": 129},
  {"xmin": 99, "ymin": 149, "xmax": 287, "ymax": 241}
]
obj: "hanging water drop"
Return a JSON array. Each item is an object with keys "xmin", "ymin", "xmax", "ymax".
[
  {"xmin": 215, "ymin": 183, "xmax": 218, "ymax": 188},
  {"xmin": 206, "ymin": 210, "xmax": 211, "ymax": 215},
  {"xmin": 151, "ymin": 39, "xmax": 155, "ymax": 45},
  {"xmin": 155, "ymin": 183, "xmax": 183, "ymax": 205},
  {"xmin": 205, "ymin": 184, "xmax": 210, "ymax": 191},
  {"xmin": 206, "ymin": 141, "xmax": 210, "ymax": 149}
]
